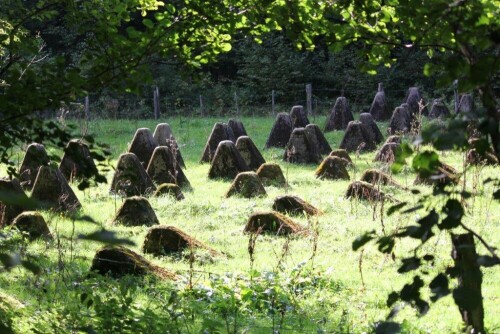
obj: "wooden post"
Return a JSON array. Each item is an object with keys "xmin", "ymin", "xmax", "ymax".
[
  {"xmin": 272, "ymin": 90, "xmax": 275, "ymax": 116},
  {"xmin": 84, "ymin": 95, "xmax": 90, "ymax": 121},
  {"xmin": 451, "ymin": 233, "xmax": 484, "ymax": 333},
  {"xmin": 378, "ymin": 82, "xmax": 384, "ymax": 92},
  {"xmin": 199, "ymin": 95, "xmax": 204, "ymax": 117},
  {"xmin": 454, "ymin": 80, "xmax": 459, "ymax": 113},
  {"xmin": 306, "ymin": 83, "xmax": 312, "ymax": 116},
  {"xmin": 234, "ymin": 92, "xmax": 240, "ymax": 116},
  {"xmin": 153, "ymin": 86, "xmax": 160, "ymax": 120},
  {"xmin": 153, "ymin": 87, "xmax": 157, "ymax": 119},
  {"xmin": 164, "ymin": 96, "xmax": 168, "ymax": 117},
  {"xmin": 314, "ymin": 98, "xmax": 318, "ymax": 122},
  {"xmin": 156, "ymin": 86, "xmax": 161, "ymax": 119}
]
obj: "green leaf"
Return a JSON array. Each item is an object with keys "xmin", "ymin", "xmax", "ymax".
[
  {"xmin": 220, "ymin": 43, "xmax": 232, "ymax": 52},
  {"xmin": 142, "ymin": 19, "xmax": 154, "ymax": 29},
  {"xmin": 423, "ymin": 63, "xmax": 435, "ymax": 76},
  {"xmin": 392, "ymin": 143, "xmax": 414, "ymax": 173},
  {"xmin": 412, "ymin": 151, "xmax": 439, "ymax": 175}
]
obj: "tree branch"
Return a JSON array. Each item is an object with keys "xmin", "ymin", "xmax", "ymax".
[{"xmin": 460, "ymin": 222, "xmax": 499, "ymax": 261}]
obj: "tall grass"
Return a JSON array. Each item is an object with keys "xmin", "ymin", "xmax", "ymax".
[{"xmin": 1, "ymin": 115, "xmax": 499, "ymax": 333}]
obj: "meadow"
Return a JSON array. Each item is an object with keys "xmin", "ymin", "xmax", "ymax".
[{"xmin": 1, "ymin": 114, "xmax": 499, "ymax": 333}]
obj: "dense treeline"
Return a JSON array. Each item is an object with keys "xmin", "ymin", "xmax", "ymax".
[
  {"xmin": 0, "ymin": 2, "xmax": 462, "ymax": 118},
  {"xmin": 145, "ymin": 33, "xmax": 444, "ymax": 116},
  {"xmin": 1, "ymin": 1, "xmax": 499, "ymax": 333}
]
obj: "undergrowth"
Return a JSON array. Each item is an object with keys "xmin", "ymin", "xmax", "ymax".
[{"xmin": 0, "ymin": 115, "xmax": 499, "ymax": 333}]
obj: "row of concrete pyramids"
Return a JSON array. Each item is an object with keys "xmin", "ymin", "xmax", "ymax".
[
  {"xmin": 265, "ymin": 106, "xmax": 383, "ymax": 156},
  {"xmin": 90, "ymin": 195, "xmax": 321, "ymax": 278},
  {"xmin": 91, "ymin": 173, "xmax": 412, "ymax": 278},
  {"xmin": 10, "ymin": 141, "xmax": 93, "ymax": 214},
  {"xmin": 366, "ymin": 84, "xmax": 475, "ymax": 121},
  {"xmin": 18, "ymin": 141, "xmax": 98, "ymax": 191},
  {"xmin": 319, "ymin": 85, "xmax": 475, "ymax": 136},
  {"xmin": 194, "ymin": 107, "xmax": 475, "ymax": 187},
  {"xmin": 0, "ymin": 123, "xmax": 188, "ymax": 216},
  {"xmin": 110, "ymin": 123, "xmax": 189, "ymax": 198},
  {"xmin": 4, "ymin": 98, "xmax": 495, "ymax": 221}
]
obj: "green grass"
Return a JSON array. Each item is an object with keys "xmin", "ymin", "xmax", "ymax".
[{"xmin": 1, "ymin": 115, "xmax": 499, "ymax": 333}]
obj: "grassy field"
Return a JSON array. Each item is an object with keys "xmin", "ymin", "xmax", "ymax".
[{"xmin": 1, "ymin": 115, "xmax": 499, "ymax": 333}]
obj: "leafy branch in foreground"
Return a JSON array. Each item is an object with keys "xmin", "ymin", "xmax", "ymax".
[{"xmin": 354, "ymin": 120, "xmax": 499, "ymax": 332}]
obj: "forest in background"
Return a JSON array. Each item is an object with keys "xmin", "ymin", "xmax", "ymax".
[
  {"xmin": 39, "ymin": 19, "xmax": 444, "ymax": 119},
  {"xmin": 6, "ymin": 1, "xmax": 497, "ymax": 119},
  {"xmin": 1, "ymin": 1, "xmax": 499, "ymax": 333},
  {"xmin": 93, "ymin": 34, "xmax": 443, "ymax": 118}
]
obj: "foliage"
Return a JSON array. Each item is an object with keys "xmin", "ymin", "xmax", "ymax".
[
  {"xmin": 1, "ymin": 0, "xmax": 499, "ymax": 131},
  {"xmin": 12, "ymin": 267, "xmax": 343, "ymax": 333},
  {"xmin": 0, "ymin": 0, "xmax": 273, "ymax": 174},
  {"xmin": 0, "ymin": 291, "xmax": 23, "ymax": 334},
  {"xmin": 1, "ymin": 0, "xmax": 499, "ymax": 332},
  {"xmin": 317, "ymin": 0, "xmax": 500, "ymax": 154},
  {"xmin": 354, "ymin": 132, "xmax": 499, "ymax": 332},
  {"xmin": 0, "ymin": 116, "xmax": 498, "ymax": 332},
  {"xmin": 101, "ymin": 35, "xmax": 438, "ymax": 117}
]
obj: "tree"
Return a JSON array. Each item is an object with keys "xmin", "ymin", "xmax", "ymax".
[
  {"xmin": 289, "ymin": 0, "xmax": 499, "ymax": 155},
  {"xmin": 2, "ymin": 0, "xmax": 498, "ymax": 151},
  {"xmin": 0, "ymin": 0, "xmax": 279, "ymax": 174},
  {"xmin": 1, "ymin": 0, "xmax": 499, "ymax": 331},
  {"xmin": 304, "ymin": 1, "xmax": 500, "ymax": 332},
  {"xmin": 230, "ymin": 0, "xmax": 498, "ymax": 331}
]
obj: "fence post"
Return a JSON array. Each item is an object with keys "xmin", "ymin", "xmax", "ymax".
[
  {"xmin": 314, "ymin": 98, "xmax": 318, "ymax": 122},
  {"xmin": 164, "ymin": 96, "xmax": 168, "ymax": 118},
  {"xmin": 454, "ymin": 80, "xmax": 459, "ymax": 113},
  {"xmin": 272, "ymin": 90, "xmax": 275, "ymax": 116},
  {"xmin": 234, "ymin": 92, "xmax": 240, "ymax": 116},
  {"xmin": 199, "ymin": 95, "xmax": 204, "ymax": 117},
  {"xmin": 153, "ymin": 86, "xmax": 160, "ymax": 120},
  {"xmin": 84, "ymin": 95, "xmax": 90, "ymax": 121},
  {"xmin": 306, "ymin": 83, "xmax": 312, "ymax": 116}
]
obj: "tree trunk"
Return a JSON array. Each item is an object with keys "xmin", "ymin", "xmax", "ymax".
[{"xmin": 451, "ymin": 233, "xmax": 485, "ymax": 334}]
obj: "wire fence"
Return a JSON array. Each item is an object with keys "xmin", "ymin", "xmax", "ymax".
[{"xmin": 53, "ymin": 82, "xmax": 467, "ymax": 121}]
